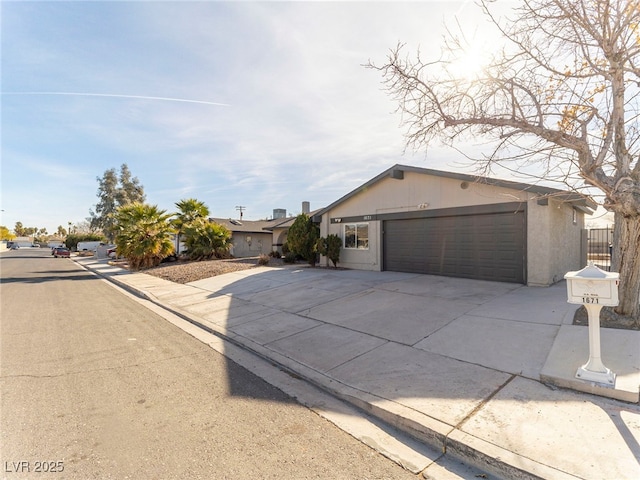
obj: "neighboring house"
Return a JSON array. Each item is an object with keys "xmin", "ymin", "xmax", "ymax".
[
  {"xmin": 210, "ymin": 218, "xmax": 283, "ymax": 257},
  {"xmin": 262, "ymin": 203, "xmax": 322, "ymax": 256},
  {"xmin": 47, "ymin": 239, "xmax": 65, "ymax": 248},
  {"xmin": 12, "ymin": 237, "xmax": 36, "ymax": 248},
  {"xmin": 210, "ymin": 202, "xmax": 316, "ymax": 257},
  {"xmin": 315, "ymin": 164, "xmax": 596, "ymax": 287}
]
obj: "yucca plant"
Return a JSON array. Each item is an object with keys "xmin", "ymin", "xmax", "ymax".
[{"xmin": 114, "ymin": 203, "xmax": 175, "ymax": 270}]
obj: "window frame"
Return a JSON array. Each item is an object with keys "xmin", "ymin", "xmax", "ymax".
[{"xmin": 343, "ymin": 222, "xmax": 369, "ymax": 250}]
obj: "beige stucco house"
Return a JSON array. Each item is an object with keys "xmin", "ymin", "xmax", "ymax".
[{"xmin": 314, "ymin": 164, "xmax": 596, "ymax": 286}]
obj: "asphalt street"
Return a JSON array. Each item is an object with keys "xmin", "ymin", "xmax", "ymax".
[{"xmin": 0, "ymin": 249, "xmax": 419, "ymax": 479}]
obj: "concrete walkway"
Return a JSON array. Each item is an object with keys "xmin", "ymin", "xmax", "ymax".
[{"xmin": 76, "ymin": 257, "xmax": 640, "ymax": 479}]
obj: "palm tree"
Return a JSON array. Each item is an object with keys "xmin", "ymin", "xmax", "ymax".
[
  {"xmin": 173, "ymin": 198, "xmax": 210, "ymax": 255},
  {"xmin": 114, "ymin": 203, "xmax": 175, "ymax": 270},
  {"xmin": 183, "ymin": 219, "xmax": 232, "ymax": 260}
]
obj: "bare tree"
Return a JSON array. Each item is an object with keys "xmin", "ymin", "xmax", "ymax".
[{"xmin": 368, "ymin": 0, "xmax": 640, "ymax": 321}]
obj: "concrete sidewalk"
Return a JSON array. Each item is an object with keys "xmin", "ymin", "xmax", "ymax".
[{"xmin": 76, "ymin": 257, "xmax": 640, "ymax": 479}]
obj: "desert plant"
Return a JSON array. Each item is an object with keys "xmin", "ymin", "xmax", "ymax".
[
  {"xmin": 173, "ymin": 198, "xmax": 210, "ymax": 254},
  {"xmin": 183, "ymin": 219, "xmax": 232, "ymax": 260},
  {"xmin": 114, "ymin": 203, "xmax": 175, "ymax": 270},
  {"xmin": 258, "ymin": 253, "xmax": 270, "ymax": 265}
]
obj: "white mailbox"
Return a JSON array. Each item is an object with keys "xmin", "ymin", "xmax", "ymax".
[
  {"xmin": 564, "ymin": 262, "xmax": 619, "ymax": 386},
  {"xmin": 565, "ymin": 263, "xmax": 619, "ymax": 306}
]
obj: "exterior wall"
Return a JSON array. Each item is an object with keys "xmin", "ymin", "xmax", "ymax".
[
  {"xmin": 526, "ymin": 198, "xmax": 585, "ymax": 286},
  {"xmin": 318, "ymin": 170, "xmax": 587, "ymax": 286},
  {"xmin": 272, "ymin": 228, "xmax": 288, "ymax": 254},
  {"xmin": 319, "ymin": 219, "xmax": 381, "ymax": 271},
  {"xmin": 331, "ymin": 171, "xmax": 529, "ymax": 215},
  {"xmin": 230, "ymin": 232, "xmax": 272, "ymax": 257}
]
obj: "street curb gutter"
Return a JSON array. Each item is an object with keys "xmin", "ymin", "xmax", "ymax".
[{"xmin": 85, "ymin": 264, "xmax": 579, "ymax": 480}]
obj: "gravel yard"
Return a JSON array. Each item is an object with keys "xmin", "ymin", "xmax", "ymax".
[{"xmin": 137, "ymin": 257, "xmax": 285, "ymax": 284}]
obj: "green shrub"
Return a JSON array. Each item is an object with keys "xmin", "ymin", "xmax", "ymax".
[
  {"xmin": 317, "ymin": 234, "xmax": 341, "ymax": 268},
  {"xmin": 283, "ymin": 252, "xmax": 297, "ymax": 264},
  {"xmin": 65, "ymin": 232, "xmax": 107, "ymax": 251},
  {"xmin": 269, "ymin": 250, "xmax": 281, "ymax": 258}
]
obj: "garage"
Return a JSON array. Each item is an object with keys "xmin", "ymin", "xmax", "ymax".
[{"xmin": 383, "ymin": 204, "xmax": 526, "ymax": 283}]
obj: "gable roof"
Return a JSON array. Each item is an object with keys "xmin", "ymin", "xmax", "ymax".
[
  {"xmin": 209, "ymin": 218, "xmax": 283, "ymax": 234},
  {"xmin": 316, "ymin": 164, "xmax": 597, "ymax": 215}
]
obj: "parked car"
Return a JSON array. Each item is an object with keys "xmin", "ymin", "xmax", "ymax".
[
  {"xmin": 107, "ymin": 247, "xmax": 117, "ymax": 258},
  {"xmin": 53, "ymin": 247, "xmax": 70, "ymax": 258}
]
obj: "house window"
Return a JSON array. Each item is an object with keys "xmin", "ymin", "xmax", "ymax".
[{"xmin": 344, "ymin": 223, "xmax": 369, "ymax": 249}]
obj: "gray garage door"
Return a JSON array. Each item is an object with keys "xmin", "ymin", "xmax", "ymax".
[{"xmin": 383, "ymin": 210, "xmax": 525, "ymax": 283}]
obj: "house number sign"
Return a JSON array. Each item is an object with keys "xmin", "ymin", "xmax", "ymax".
[{"xmin": 568, "ymin": 279, "xmax": 617, "ymax": 305}]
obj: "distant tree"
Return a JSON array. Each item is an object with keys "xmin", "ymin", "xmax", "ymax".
[
  {"xmin": 74, "ymin": 220, "xmax": 95, "ymax": 234},
  {"xmin": 0, "ymin": 226, "xmax": 15, "ymax": 241},
  {"xmin": 317, "ymin": 234, "xmax": 342, "ymax": 268},
  {"xmin": 368, "ymin": 0, "xmax": 640, "ymax": 320},
  {"xmin": 90, "ymin": 168, "xmax": 118, "ymax": 237},
  {"xmin": 13, "ymin": 222, "xmax": 25, "ymax": 237},
  {"xmin": 90, "ymin": 164, "xmax": 146, "ymax": 242},
  {"xmin": 115, "ymin": 164, "xmax": 146, "ymax": 206},
  {"xmin": 114, "ymin": 203, "xmax": 174, "ymax": 270},
  {"xmin": 56, "ymin": 225, "xmax": 68, "ymax": 237},
  {"xmin": 173, "ymin": 198, "xmax": 210, "ymax": 254},
  {"xmin": 287, "ymin": 214, "xmax": 320, "ymax": 266},
  {"xmin": 183, "ymin": 219, "xmax": 231, "ymax": 261}
]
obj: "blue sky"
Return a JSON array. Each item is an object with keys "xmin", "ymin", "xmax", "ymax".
[{"xmin": 6, "ymin": 0, "xmax": 598, "ymax": 235}]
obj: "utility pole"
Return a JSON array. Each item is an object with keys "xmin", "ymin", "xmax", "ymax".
[{"xmin": 235, "ymin": 206, "xmax": 246, "ymax": 220}]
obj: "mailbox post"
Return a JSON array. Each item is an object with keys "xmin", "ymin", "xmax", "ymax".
[{"xmin": 564, "ymin": 263, "xmax": 619, "ymax": 386}]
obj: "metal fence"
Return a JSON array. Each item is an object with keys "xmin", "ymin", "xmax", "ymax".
[{"xmin": 586, "ymin": 226, "xmax": 614, "ymax": 271}]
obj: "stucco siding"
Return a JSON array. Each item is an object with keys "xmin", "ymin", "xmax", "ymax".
[
  {"xmin": 327, "ymin": 172, "xmax": 529, "ymax": 219},
  {"xmin": 526, "ymin": 199, "xmax": 552, "ymax": 286},
  {"xmin": 322, "ymin": 219, "xmax": 381, "ymax": 271},
  {"xmin": 526, "ymin": 198, "xmax": 585, "ymax": 286},
  {"xmin": 549, "ymin": 200, "xmax": 585, "ymax": 283},
  {"xmin": 230, "ymin": 232, "xmax": 272, "ymax": 257}
]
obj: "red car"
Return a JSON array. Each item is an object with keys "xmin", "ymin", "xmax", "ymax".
[{"xmin": 53, "ymin": 247, "xmax": 70, "ymax": 258}]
